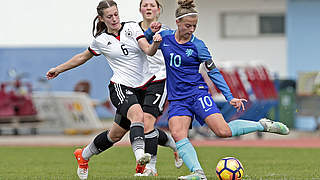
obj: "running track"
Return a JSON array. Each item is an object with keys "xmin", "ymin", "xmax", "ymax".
[{"xmin": 0, "ymin": 135, "xmax": 319, "ymax": 148}]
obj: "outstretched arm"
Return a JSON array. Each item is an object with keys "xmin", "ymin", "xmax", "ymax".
[
  {"xmin": 46, "ymin": 50, "xmax": 93, "ymax": 80},
  {"xmin": 205, "ymin": 60, "xmax": 247, "ymax": 111}
]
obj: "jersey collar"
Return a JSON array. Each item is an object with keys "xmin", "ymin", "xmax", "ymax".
[{"xmin": 105, "ymin": 22, "xmax": 125, "ymax": 40}]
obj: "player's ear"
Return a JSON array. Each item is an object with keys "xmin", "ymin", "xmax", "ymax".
[{"xmin": 98, "ymin": 16, "xmax": 104, "ymax": 23}]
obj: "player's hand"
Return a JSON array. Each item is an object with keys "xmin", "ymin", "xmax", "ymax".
[
  {"xmin": 46, "ymin": 68, "xmax": 60, "ymax": 80},
  {"xmin": 229, "ymin": 98, "xmax": 247, "ymax": 112},
  {"xmin": 153, "ymin": 34, "xmax": 162, "ymax": 43},
  {"xmin": 150, "ymin": 22, "xmax": 161, "ymax": 33}
]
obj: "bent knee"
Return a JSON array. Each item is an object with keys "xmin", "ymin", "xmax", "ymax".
[
  {"xmin": 215, "ymin": 128, "xmax": 232, "ymax": 138},
  {"xmin": 170, "ymin": 129, "xmax": 187, "ymax": 142},
  {"xmin": 109, "ymin": 135, "xmax": 122, "ymax": 142}
]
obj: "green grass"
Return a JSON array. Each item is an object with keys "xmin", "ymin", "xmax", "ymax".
[{"xmin": 0, "ymin": 146, "xmax": 319, "ymax": 179}]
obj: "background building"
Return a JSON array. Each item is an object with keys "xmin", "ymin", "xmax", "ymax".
[{"xmin": 1, "ymin": 0, "xmax": 319, "ymax": 129}]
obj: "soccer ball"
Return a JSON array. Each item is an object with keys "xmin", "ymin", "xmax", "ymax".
[{"xmin": 216, "ymin": 157, "xmax": 244, "ymax": 180}]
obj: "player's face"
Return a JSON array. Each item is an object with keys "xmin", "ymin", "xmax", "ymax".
[
  {"xmin": 100, "ymin": 6, "xmax": 121, "ymax": 32},
  {"xmin": 140, "ymin": 0, "xmax": 160, "ymax": 21},
  {"xmin": 176, "ymin": 16, "xmax": 198, "ymax": 40}
]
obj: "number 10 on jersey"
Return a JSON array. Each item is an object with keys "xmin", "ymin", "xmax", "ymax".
[{"xmin": 170, "ymin": 53, "xmax": 181, "ymax": 67}]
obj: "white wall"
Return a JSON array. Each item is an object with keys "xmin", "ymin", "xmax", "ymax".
[
  {"xmin": 0, "ymin": 0, "xmax": 287, "ymax": 77},
  {"xmin": 0, "ymin": 0, "xmax": 142, "ymax": 47},
  {"xmin": 160, "ymin": 0, "xmax": 287, "ymax": 78}
]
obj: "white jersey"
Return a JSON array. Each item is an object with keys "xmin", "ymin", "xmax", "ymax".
[
  {"xmin": 139, "ymin": 22, "xmax": 167, "ymax": 81},
  {"xmin": 146, "ymin": 47, "xmax": 166, "ymax": 81},
  {"xmin": 89, "ymin": 22, "xmax": 154, "ymax": 88}
]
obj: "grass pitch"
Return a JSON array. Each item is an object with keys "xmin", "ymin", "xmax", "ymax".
[{"xmin": 0, "ymin": 146, "xmax": 319, "ymax": 179}]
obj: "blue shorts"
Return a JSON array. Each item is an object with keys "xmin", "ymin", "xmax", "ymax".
[{"xmin": 168, "ymin": 90, "xmax": 221, "ymax": 125}]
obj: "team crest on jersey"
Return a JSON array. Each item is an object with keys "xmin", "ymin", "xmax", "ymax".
[
  {"xmin": 125, "ymin": 89, "xmax": 133, "ymax": 95},
  {"xmin": 185, "ymin": 49, "xmax": 193, "ymax": 57},
  {"xmin": 125, "ymin": 29, "xmax": 133, "ymax": 37}
]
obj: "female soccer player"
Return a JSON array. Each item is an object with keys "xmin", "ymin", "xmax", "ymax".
[
  {"xmin": 46, "ymin": 0, "xmax": 161, "ymax": 179},
  {"xmin": 134, "ymin": 0, "xmax": 183, "ymax": 176},
  {"xmin": 146, "ymin": 0, "xmax": 290, "ymax": 179}
]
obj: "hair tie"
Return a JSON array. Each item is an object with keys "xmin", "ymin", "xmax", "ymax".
[{"xmin": 176, "ymin": 13, "xmax": 198, "ymax": 20}]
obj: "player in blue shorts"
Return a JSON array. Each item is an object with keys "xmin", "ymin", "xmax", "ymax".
[{"xmin": 145, "ymin": 0, "xmax": 290, "ymax": 179}]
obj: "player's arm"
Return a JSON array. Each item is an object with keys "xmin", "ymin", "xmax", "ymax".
[
  {"xmin": 138, "ymin": 35, "xmax": 162, "ymax": 56},
  {"xmin": 46, "ymin": 50, "xmax": 93, "ymax": 80},
  {"xmin": 205, "ymin": 60, "xmax": 246, "ymax": 111},
  {"xmin": 144, "ymin": 22, "xmax": 161, "ymax": 42},
  {"xmin": 205, "ymin": 60, "xmax": 233, "ymax": 102}
]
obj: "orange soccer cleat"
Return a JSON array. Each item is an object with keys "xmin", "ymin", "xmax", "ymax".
[{"xmin": 74, "ymin": 148, "xmax": 89, "ymax": 180}]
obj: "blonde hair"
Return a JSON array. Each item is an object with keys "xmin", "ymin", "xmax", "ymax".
[{"xmin": 175, "ymin": 0, "xmax": 197, "ymax": 19}]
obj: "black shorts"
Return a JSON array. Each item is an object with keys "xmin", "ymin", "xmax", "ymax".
[
  {"xmin": 109, "ymin": 80, "xmax": 166, "ymax": 130},
  {"xmin": 142, "ymin": 80, "xmax": 166, "ymax": 117},
  {"xmin": 109, "ymin": 83, "xmax": 139, "ymax": 117}
]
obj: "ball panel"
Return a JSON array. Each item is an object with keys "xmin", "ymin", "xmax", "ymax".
[
  {"xmin": 216, "ymin": 160, "xmax": 226, "ymax": 172},
  {"xmin": 226, "ymin": 159, "xmax": 240, "ymax": 171},
  {"xmin": 216, "ymin": 157, "xmax": 244, "ymax": 180},
  {"xmin": 220, "ymin": 170, "xmax": 234, "ymax": 180}
]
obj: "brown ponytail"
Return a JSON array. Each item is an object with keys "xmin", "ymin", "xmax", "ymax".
[{"xmin": 92, "ymin": 0, "xmax": 117, "ymax": 37}]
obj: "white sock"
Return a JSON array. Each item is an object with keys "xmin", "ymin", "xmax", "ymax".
[
  {"xmin": 134, "ymin": 149, "xmax": 145, "ymax": 161},
  {"xmin": 82, "ymin": 142, "xmax": 99, "ymax": 160},
  {"xmin": 146, "ymin": 155, "xmax": 157, "ymax": 173},
  {"xmin": 165, "ymin": 133, "xmax": 178, "ymax": 152}
]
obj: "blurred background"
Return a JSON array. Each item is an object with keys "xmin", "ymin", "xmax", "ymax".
[{"xmin": 0, "ymin": 0, "xmax": 320, "ymax": 136}]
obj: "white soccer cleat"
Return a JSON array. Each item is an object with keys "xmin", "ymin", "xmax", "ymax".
[
  {"xmin": 174, "ymin": 152, "xmax": 183, "ymax": 168},
  {"xmin": 137, "ymin": 153, "xmax": 151, "ymax": 166},
  {"xmin": 178, "ymin": 170, "xmax": 207, "ymax": 180},
  {"xmin": 135, "ymin": 168, "xmax": 158, "ymax": 176},
  {"xmin": 259, "ymin": 118, "xmax": 290, "ymax": 135},
  {"xmin": 77, "ymin": 167, "xmax": 88, "ymax": 180}
]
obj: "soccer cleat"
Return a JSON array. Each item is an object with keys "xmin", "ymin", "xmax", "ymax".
[
  {"xmin": 174, "ymin": 152, "xmax": 184, "ymax": 168},
  {"xmin": 134, "ymin": 153, "xmax": 151, "ymax": 176},
  {"xmin": 74, "ymin": 148, "xmax": 89, "ymax": 180},
  {"xmin": 259, "ymin": 118, "xmax": 290, "ymax": 135},
  {"xmin": 178, "ymin": 170, "xmax": 207, "ymax": 180},
  {"xmin": 135, "ymin": 163, "xmax": 146, "ymax": 174},
  {"xmin": 137, "ymin": 153, "xmax": 151, "ymax": 166},
  {"xmin": 135, "ymin": 168, "xmax": 158, "ymax": 176}
]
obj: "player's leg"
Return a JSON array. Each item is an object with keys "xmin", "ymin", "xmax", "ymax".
[
  {"xmin": 109, "ymin": 83, "xmax": 150, "ymax": 166},
  {"xmin": 74, "ymin": 114, "xmax": 129, "ymax": 180},
  {"xmin": 157, "ymin": 128, "xmax": 183, "ymax": 168},
  {"xmin": 170, "ymin": 116, "xmax": 206, "ymax": 180},
  {"xmin": 138, "ymin": 112, "xmax": 159, "ymax": 176},
  {"xmin": 138, "ymin": 82, "xmax": 161, "ymax": 176},
  {"xmin": 137, "ymin": 81, "xmax": 181, "ymax": 176},
  {"xmin": 205, "ymin": 114, "xmax": 289, "ymax": 137},
  {"xmin": 82, "ymin": 114, "xmax": 129, "ymax": 160},
  {"xmin": 169, "ymin": 99, "xmax": 207, "ymax": 180},
  {"xmin": 195, "ymin": 91, "xmax": 289, "ymax": 137}
]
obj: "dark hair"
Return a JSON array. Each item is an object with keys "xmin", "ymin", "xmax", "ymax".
[
  {"xmin": 139, "ymin": 0, "xmax": 163, "ymax": 11},
  {"xmin": 175, "ymin": 0, "xmax": 197, "ymax": 19},
  {"xmin": 92, "ymin": 0, "xmax": 118, "ymax": 37}
]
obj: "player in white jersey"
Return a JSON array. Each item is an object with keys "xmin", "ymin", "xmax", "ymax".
[
  {"xmin": 133, "ymin": 0, "xmax": 183, "ymax": 176},
  {"xmin": 46, "ymin": 1, "xmax": 161, "ymax": 179}
]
